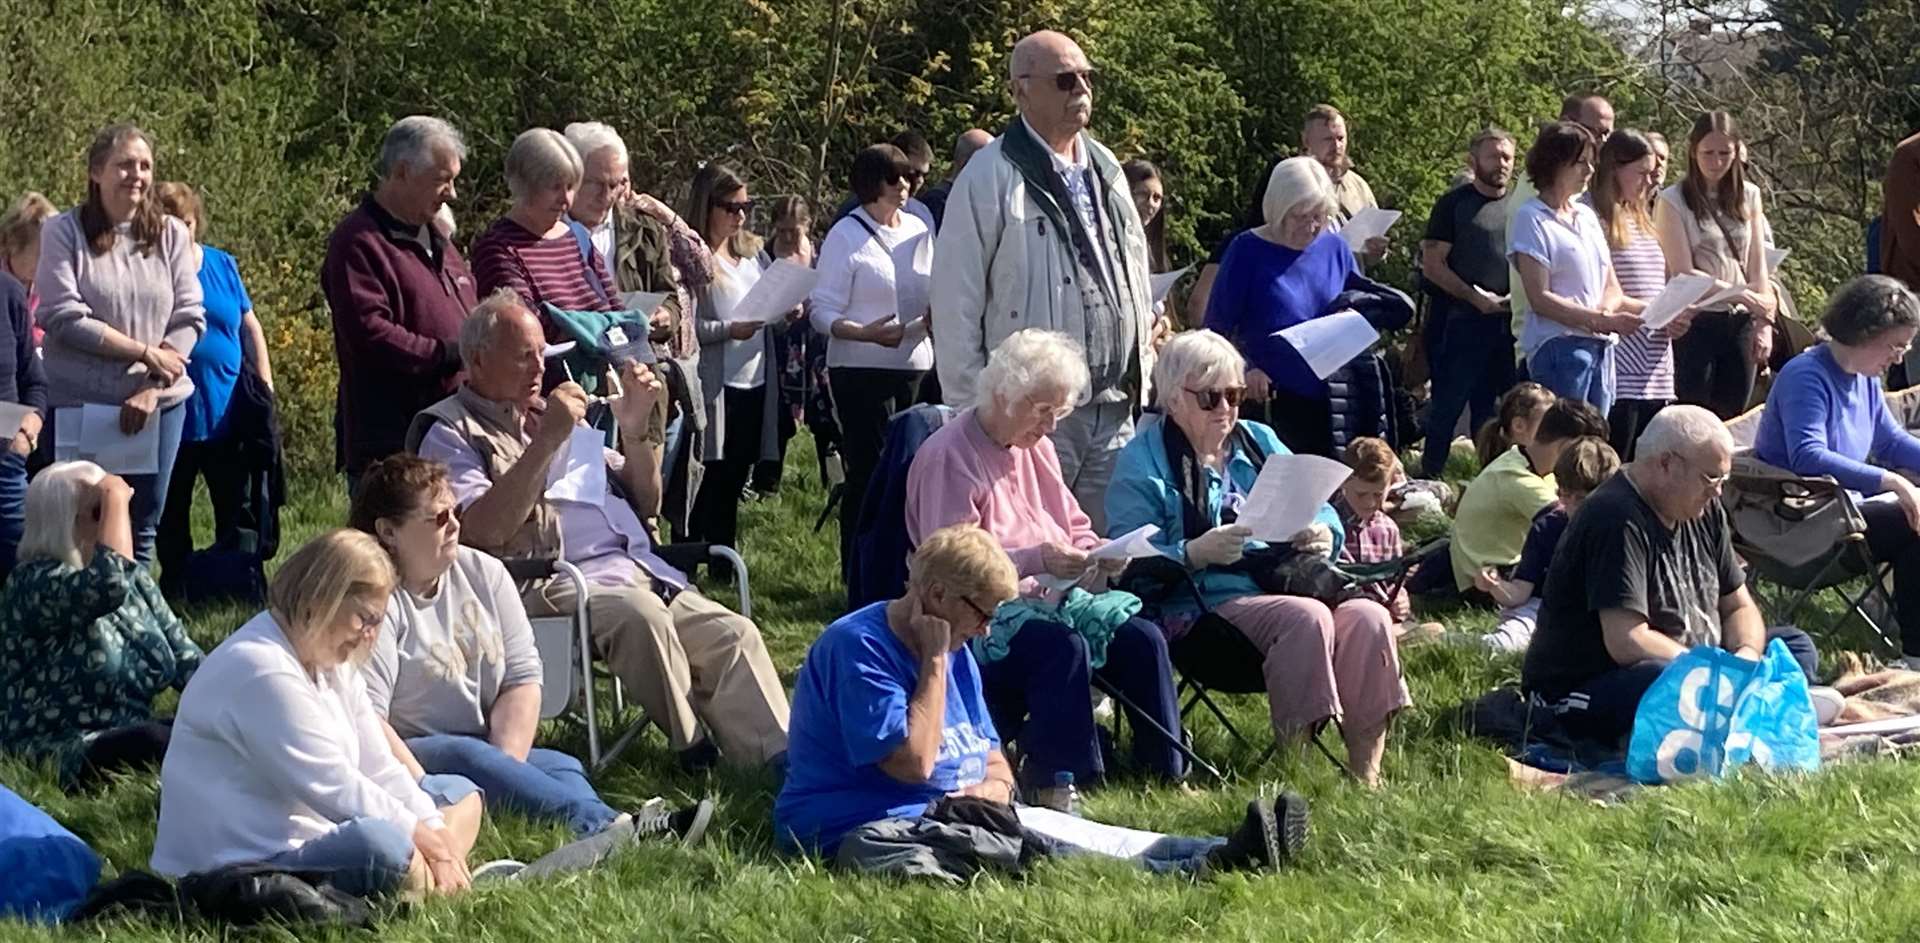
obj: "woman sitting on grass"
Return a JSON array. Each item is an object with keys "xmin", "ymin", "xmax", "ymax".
[
  {"xmin": 775, "ymin": 523, "xmax": 1306, "ymax": 879},
  {"xmin": 0, "ymin": 461, "xmax": 201, "ymax": 788},
  {"xmin": 348, "ymin": 454, "xmax": 712, "ymax": 849},
  {"xmin": 152, "ymin": 529, "xmax": 491, "ymax": 898}
]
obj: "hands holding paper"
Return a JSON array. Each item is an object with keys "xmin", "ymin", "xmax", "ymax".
[
  {"xmin": 1186, "ymin": 524, "xmax": 1252, "ymax": 569},
  {"xmin": 727, "ymin": 320, "xmax": 764, "ymax": 340},
  {"xmin": 609, "ymin": 362, "xmax": 663, "ymax": 432},
  {"xmin": 1040, "ymin": 542, "xmax": 1092, "ymax": 580},
  {"xmin": 532, "ymin": 382, "xmax": 590, "ymax": 453},
  {"xmin": 1290, "ymin": 523, "xmax": 1334, "ymax": 558}
]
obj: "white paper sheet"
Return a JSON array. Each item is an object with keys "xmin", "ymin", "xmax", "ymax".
[
  {"xmin": 53, "ymin": 405, "xmax": 159, "ymax": 475},
  {"xmin": 544, "ymin": 426, "xmax": 608, "ymax": 504},
  {"xmin": 1238, "ymin": 453, "xmax": 1351, "ymax": 542},
  {"xmin": 1696, "ymin": 281, "xmax": 1750, "ymax": 310},
  {"xmin": 1150, "ymin": 265, "xmax": 1193, "ymax": 304},
  {"xmin": 542, "ymin": 341, "xmax": 578, "ymax": 360},
  {"xmin": 0, "ymin": 402, "xmax": 33, "ymax": 441},
  {"xmin": 725, "ymin": 259, "xmax": 820, "ymax": 324},
  {"xmin": 899, "ymin": 313, "xmax": 930, "ymax": 343},
  {"xmin": 1824, "ymin": 714, "xmax": 1920, "ymax": 738},
  {"xmin": 1087, "ymin": 524, "xmax": 1163, "ymax": 563},
  {"xmin": 1274, "ymin": 310, "xmax": 1379, "ymax": 380},
  {"xmin": 1340, "ymin": 208, "xmax": 1402, "ymax": 252},
  {"xmin": 1766, "ymin": 247, "xmax": 1790, "ymax": 272},
  {"xmin": 1639, "ymin": 273, "xmax": 1716, "ymax": 330},
  {"xmin": 894, "ymin": 232, "xmax": 935, "ymax": 323},
  {"xmin": 1015, "ymin": 805, "xmax": 1165, "ymax": 859}
]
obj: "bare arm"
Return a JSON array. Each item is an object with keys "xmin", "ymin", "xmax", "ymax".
[
  {"xmin": 1718, "ymin": 584, "xmax": 1766, "ymax": 658},
  {"xmin": 1599, "ymin": 607, "xmax": 1690, "ymax": 666},
  {"xmin": 876, "ymin": 650, "xmax": 950, "ymax": 784},
  {"xmin": 1183, "ymin": 263, "xmax": 1220, "ymax": 329},
  {"xmin": 458, "ymin": 385, "xmax": 585, "ymax": 551},
  {"xmin": 1419, "ymin": 240, "xmax": 1496, "ymax": 311},
  {"xmin": 381, "ymin": 718, "xmax": 429, "ymax": 781},
  {"xmin": 954, "ymin": 749, "xmax": 1017, "ymax": 803},
  {"xmin": 486, "ymin": 683, "xmax": 541, "ymax": 763}
]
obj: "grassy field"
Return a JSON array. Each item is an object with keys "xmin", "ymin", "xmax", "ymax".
[{"xmin": 7, "ymin": 433, "xmax": 1920, "ymax": 942}]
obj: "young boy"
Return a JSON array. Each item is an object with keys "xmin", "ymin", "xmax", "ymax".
[
  {"xmin": 1336, "ymin": 438, "xmax": 1429, "ymax": 633},
  {"xmin": 1471, "ymin": 436, "xmax": 1620, "ymax": 652}
]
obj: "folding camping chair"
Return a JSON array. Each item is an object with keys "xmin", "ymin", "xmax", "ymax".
[
  {"xmin": 508, "ymin": 542, "xmax": 754, "ymax": 773},
  {"xmin": 1722, "ymin": 453, "xmax": 1899, "ymax": 654}
]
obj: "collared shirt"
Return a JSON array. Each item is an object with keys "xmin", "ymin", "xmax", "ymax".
[{"xmin": 588, "ymin": 215, "xmax": 617, "ymax": 271}]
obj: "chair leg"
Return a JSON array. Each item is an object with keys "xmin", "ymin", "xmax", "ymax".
[{"xmin": 1093, "ymin": 677, "xmax": 1226, "ymax": 782}]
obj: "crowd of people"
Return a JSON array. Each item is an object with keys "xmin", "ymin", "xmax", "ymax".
[{"xmin": 5, "ymin": 22, "xmax": 1920, "ymax": 910}]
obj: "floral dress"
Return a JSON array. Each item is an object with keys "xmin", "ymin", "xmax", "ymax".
[{"xmin": 0, "ymin": 548, "xmax": 202, "ymax": 778}]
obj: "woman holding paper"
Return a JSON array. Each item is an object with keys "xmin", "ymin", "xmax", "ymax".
[
  {"xmin": 1511, "ymin": 120, "xmax": 1641, "ymax": 418},
  {"xmin": 688, "ymin": 161, "xmax": 782, "ymax": 576},
  {"xmin": 1655, "ymin": 111, "xmax": 1777, "ymax": 419},
  {"xmin": 1588, "ymin": 131, "xmax": 1687, "ymax": 458},
  {"xmin": 35, "ymin": 124, "xmax": 206, "ymax": 566},
  {"xmin": 1756, "ymin": 275, "xmax": 1920, "ymax": 668},
  {"xmin": 811, "ymin": 144, "xmax": 934, "ymax": 577},
  {"xmin": 1203, "ymin": 156, "xmax": 1412, "ymax": 458},
  {"xmin": 903, "ymin": 329, "xmax": 1188, "ymax": 801},
  {"xmin": 1105, "ymin": 330, "xmax": 1408, "ymax": 786}
]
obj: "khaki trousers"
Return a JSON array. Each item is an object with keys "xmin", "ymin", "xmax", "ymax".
[{"xmin": 524, "ymin": 574, "xmax": 789, "ymax": 765}]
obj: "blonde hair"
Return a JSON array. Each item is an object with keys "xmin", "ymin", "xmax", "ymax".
[
  {"xmin": 268, "ymin": 529, "xmax": 397, "ymax": 647},
  {"xmin": 1261, "ymin": 156, "xmax": 1336, "ymax": 229},
  {"xmin": 504, "ymin": 128, "xmax": 584, "ymax": 201},
  {"xmin": 909, "ymin": 525, "xmax": 1019, "ymax": 605},
  {"xmin": 153, "ymin": 181, "xmax": 203, "ymax": 233},
  {"xmin": 0, "ymin": 192, "xmax": 57, "ymax": 264},
  {"xmin": 19, "ymin": 461, "xmax": 108, "ymax": 569}
]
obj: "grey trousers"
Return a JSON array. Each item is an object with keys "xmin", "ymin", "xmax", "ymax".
[{"xmin": 1047, "ymin": 398, "xmax": 1134, "ymax": 535}]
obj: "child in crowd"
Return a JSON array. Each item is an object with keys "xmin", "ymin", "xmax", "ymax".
[
  {"xmin": 1470, "ymin": 436, "xmax": 1619, "ymax": 651},
  {"xmin": 1337, "ymin": 438, "xmax": 1443, "ymax": 639},
  {"xmin": 1474, "ymin": 382, "xmax": 1555, "ymax": 470}
]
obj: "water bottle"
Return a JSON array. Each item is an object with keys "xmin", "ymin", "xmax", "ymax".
[{"xmin": 1049, "ymin": 771, "xmax": 1080, "ymax": 816}]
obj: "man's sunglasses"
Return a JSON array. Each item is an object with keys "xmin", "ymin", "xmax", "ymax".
[
  {"xmin": 1020, "ymin": 69, "xmax": 1096, "ymax": 93},
  {"xmin": 1187, "ymin": 386, "xmax": 1246, "ymax": 411},
  {"xmin": 717, "ymin": 199, "xmax": 756, "ymax": 216}
]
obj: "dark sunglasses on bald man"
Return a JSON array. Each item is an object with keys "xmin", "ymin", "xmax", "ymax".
[{"xmin": 1019, "ymin": 69, "xmax": 1096, "ymax": 93}]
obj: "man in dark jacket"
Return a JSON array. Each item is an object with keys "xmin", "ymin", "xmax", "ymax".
[{"xmin": 322, "ymin": 115, "xmax": 476, "ymax": 497}]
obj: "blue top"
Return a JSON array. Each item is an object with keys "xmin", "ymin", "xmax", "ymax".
[
  {"xmin": 1754, "ymin": 343, "xmax": 1920, "ymax": 494},
  {"xmin": 1105, "ymin": 414, "xmax": 1347, "ymax": 614},
  {"xmin": 1203, "ymin": 230, "xmax": 1356, "ymax": 398},
  {"xmin": 774, "ymin": 602, "xmax": 1000, "ymax": 856},
  {"xmin": 0, "ymin": 272, "xmax": 47, "ymax": 415},
  {"xmin": 181, "ymin": 246, "xmax": 252, "ymax": 442},
  {"xmin": 1510, "ymin": 502, "xmax": 1568, "ymax": 587}
]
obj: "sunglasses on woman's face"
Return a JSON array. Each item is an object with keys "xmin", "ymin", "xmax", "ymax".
[
  {"xmin": 416, "ymin": 506, "xmax": 455, "ymax": 530},
  {"xmin": 1187, "ymin": 386, "xmax": 1246, "ymax": 411},
  {"xmin": 1021, "ymin": 69, "xmax": 1096, "ymax": 93},
  {"xmin": 718, "ymin": 199, "xmax": 756, "ymax": 216}
]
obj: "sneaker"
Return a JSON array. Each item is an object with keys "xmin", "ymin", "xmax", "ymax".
[
  {"xmin": 1808, "ymin": 685, "xmax": 1846, "ymax": 726},
  {"xmin": 1205, "ymin": 790, "xmax": 1309, "ymax": 873},
  {"xmin": 635, "ymin": 798, "xmax": 715, "ymax": 847},
  {"xmin": 470, "ymin": 858, "xmax": 527, "ymax": 884}
]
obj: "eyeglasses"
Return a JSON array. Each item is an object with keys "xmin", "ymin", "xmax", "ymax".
[
  {"xmin": 717, "ymin": 199, "xmax": 756, "ymax": 216},
  {"xmin": 1023, "ymin": 396, "xmax": 1075, "ymax": 421},
  {"xmin": 1187, "ymin": 386, "xmax": 1246, "ymax": 411},
  {"xmin": 1668, "ymin": 453, "xmax": 1730, "ymax": 489},
  {"xmin": 1019, "ymin": 69, "xmax": 1096, "ymax": 93},
  {"xmin": 583, "ymin": 176, "xmax": 629, "ymax": 193},
  {"xmin": 1885, "ymin": 337, "xmax": 1914, "ymax": 359},
  {"xmin": 960, "ymin": 595, "xmax": 996, "ymax": 628},
  {"xmin": 348, "ymin": 606, "xmax": 387, "ymax": 635},
  {"xmin": 416, "ymin": 506, "xmax": 456, "ymax": 530}
]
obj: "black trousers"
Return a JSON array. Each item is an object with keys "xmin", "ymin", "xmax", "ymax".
[
  {"xmin": 1606, "ymin": 398, "xmax": 1671, "ymax": 461},
  {"xmin": 1861, "ymin": 499, "xmax": 1920, "ymax": 656},
  {"xmin": 75, "ymin": 721, "xmax": 172, "ymax": 789},
  {"xmin": 157, "ymin": 436, "xmax": 256, "ymax": 593},
  {"xmin": 1672, "ymin": 310, "xmax": 1755, "ymax": 420},
  {"xmin": 690, "ymin": 385, "xmax": 766, "ymax": 578},
  {"xmin": 1252, "ymin": 387, "xmax": 1334, "ymax": 458},
  {"xmin": 829, "ymin": 367, "xmax": 926, "ymax": 585}
]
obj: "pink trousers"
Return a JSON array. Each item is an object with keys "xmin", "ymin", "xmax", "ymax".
[{"xmin": 1213, "ymin": 595, "xmax": 1412, "ymax": 743}]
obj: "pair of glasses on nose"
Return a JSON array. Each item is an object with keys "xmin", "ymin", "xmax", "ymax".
[
  {"xmin": 416, "ymin": 507, "xmax": 455, "ymax": 530},
  {"xmin": 1187, "ymin": 386, "xmax": 1246, "ymax": 411},
  {"xmin": 887, "ymin": 171, "xmax": 928, "ymax": 186},
  {"xmin": 960, "ymin": 595, "xmax": 996, "ymax": 627},
  {"xmin": 1020, "ymin": 69, "xmax": 1096, "ymax": 93},
  {"xmin": 718, "ymin": 199, "xmax": 756, "ymax": 216}
]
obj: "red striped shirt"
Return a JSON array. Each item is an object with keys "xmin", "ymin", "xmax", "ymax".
[{"xmin": 469, "ymin": 218, "xmax": 621, "ymax": 337}]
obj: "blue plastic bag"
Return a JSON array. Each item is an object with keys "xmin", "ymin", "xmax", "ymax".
[
  {"xmin": 1626, "ymin": 638, "xmax": 1821, "ymax": 784},
  {"xmin": 0, "ymin": 784, "xmax": 99, "ymax": 924}
]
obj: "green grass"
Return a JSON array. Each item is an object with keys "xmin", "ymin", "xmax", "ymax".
[{"xmin": 7, "ymin": 433, "xmax": 1920, "ymax": 941}]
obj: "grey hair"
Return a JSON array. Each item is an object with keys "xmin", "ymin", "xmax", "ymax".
[
  {"xmin": 503, "ymin": 128, "xmax": 584, "ymax": 200},
  {"xmin": 1819, "ymin": 274, "xmax": 1920, "ymax": 347},
  {"xmin": 1635, "ymin": 404, "xmax": 1733, "ymax": 463},
  {"xmin": 1262, "ymin": 156, "xmax": 1336, "ymax": 228},
  {"xmin": 978, "ymin": 329, "xmax": 1090, "ymax": 411},
  {"xmin": 19, "ymin": 461, "xmax": 107, "ymax": 569},
  {"xmin": 460, "ymin": 288, "xmax": 532, "ymax": 371},
  {"xmin": 377, "ymin": 115, "xmax": 465, "ymax": 179},
  {"xmin": 562, "ymin": 121, "xmax": 628, "ymax": 167},
  {"xmin": 1152, "ymin": 330, "xmax": 1244, "ymax": 407}
]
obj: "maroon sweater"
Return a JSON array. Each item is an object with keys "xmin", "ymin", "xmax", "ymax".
[{"xmin": 322, "ymin": 195, "xmax": 477, "ymax": 474}]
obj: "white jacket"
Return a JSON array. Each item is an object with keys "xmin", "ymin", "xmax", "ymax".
[{"xmin": 930, "ymin": 125, "xmax": 1155, "ymax": 409}]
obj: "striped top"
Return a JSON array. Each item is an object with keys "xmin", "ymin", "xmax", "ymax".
[
  {"xmin": 1608, "ymin": 216, "xmax": 1674, "ymax": 401},
  {"xmin": 470, "ymin": 218, "xmax": 621, "ymax": 341}
]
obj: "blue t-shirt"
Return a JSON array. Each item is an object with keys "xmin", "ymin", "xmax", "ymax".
[
  {"xmin": 1511, "ymin": 502, "xmax": 1568, "ymax": 587},
  {"xmin": 774, "ymin": 602, "xmax": 1000, "ymax": 855},
  {"xmin": 1203, "ymin": 230, "xmax": 1356, "ymax": 398},
  {"xmin": 181, "ymin": 246, "xmax": 252, "ymax": 442}
]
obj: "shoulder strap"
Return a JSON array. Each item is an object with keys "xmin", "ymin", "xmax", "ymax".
[
  {"xmin": 844, "ymin": 211, "xmax": 882, "ymax": 242},
  {"xmin": 567, "ymin": 220, "xmax": 611, "ymax": 305}
]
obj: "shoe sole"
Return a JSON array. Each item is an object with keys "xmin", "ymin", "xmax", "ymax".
[
  {"xmin": 679, "ymin": 799, "xmax": 715, "ymax": 847},
  {"xmin": 1274, "ymin": 791, "xmax": 1310, "ymax": 867},
  {"xmin": 1250, "ymin": 800, "xmax": 1281, "ymax": 872}
]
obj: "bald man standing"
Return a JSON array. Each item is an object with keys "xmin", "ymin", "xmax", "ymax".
[
  {"xmin": 919, "ymin": 128, "xmax": 992, "ymax": 233},
  {"xmin": 932, "ymin": 31, "xmax": 1157, "ymax": 531}
]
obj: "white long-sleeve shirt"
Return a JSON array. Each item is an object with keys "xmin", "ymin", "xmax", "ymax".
[
  {"xmin": 809, "ymin": 208, "xmax": 933, "ymax": 371},
  {"xmin": 151, "ymin": 610, "xmax": 443, "ymax": 878}
]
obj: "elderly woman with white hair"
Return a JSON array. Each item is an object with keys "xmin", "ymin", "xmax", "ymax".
[
  {"xmin": 152, "ymin": 530, "xmax": 496, "ymax": 898},
  {"xmin": 1756, "ymin": 274, "xmax": 1920, "ymax": 667},
  {"xmin": 471, "ymin": 127, "xmax": 623, "ymax": 332},
  {"xmin": 0, "ymin": 461, "xmax": 200, "ymax": 788},
  {"xmin": 903, "ymin": 329, "xmax": 1188, "ymax": 801},
  {"xmin": 1203, "ymin": 156, "xmax": 1412, "ymax": 457},
  {"xmin": 1106, "ymin": 330, "xmax": 1409, "ymax": 786}
]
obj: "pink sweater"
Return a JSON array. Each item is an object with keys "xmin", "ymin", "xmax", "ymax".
[{"xmin": 904, "ymin": 408, "xmax": 1099, "ymax": 587}]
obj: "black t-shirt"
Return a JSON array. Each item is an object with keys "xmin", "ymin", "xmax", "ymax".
[
  {"xmin": 1520, "ymin": 473, "xmax": 1745, "ymax": 695},
  {"xmin": 1421, "ymin": 183, "xmax": 1510, "ymax": 321}
]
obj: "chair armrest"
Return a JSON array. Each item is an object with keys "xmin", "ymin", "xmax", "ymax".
[
  {"xmin": 501, "ymin": 557, "xmax": 560, "ymax": 582},
  {"xmin": 653, "ymin": 542, "xmax": 714, "ymax": 573}
]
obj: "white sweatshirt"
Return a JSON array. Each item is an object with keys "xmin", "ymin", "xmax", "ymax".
[
  {"xmin": 151, "ymin": 610, "xmax": 443, "ymax": 878},
  {"xmin": 809, "ymin": 208, "xmax": 934, "ymax": 371}
]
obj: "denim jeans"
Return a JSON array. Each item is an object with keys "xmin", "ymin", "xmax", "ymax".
[
  {"xmin": 0, "ymin": 449, "xmax": 26, "ymax": 581},
  {"xmin": 45, "ymin": 402, "xmax": 185, "ymax": 566},
  {"xmin": 1018, "ymin": 809, "xmax": 1226, "ymax": 875},
  {"xmin": 1528, "ymin": 335, "xmax": 1615, "ymax": 417},
  {"xmin": 263, "ymin": 773, "xmax": 478, "ymax": 897},
  {"xmin": 406, "ymin": 735, "xmax": 619, "ymax": 838}
]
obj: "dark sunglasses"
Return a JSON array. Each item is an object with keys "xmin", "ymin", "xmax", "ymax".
[
  {"xmin": 417, "ymin": 506, "xmax": 456, "ymax": 530},
  {"xmin": 717, "ymin": 199, "xmax": 756, "ymax": 216},
  {"xmin": 1187, "ymin": 386, "xmax": 1246, "ymax": 411},
  {"xmin": 1020, "ymin": 69, "xmax": 1096, "ymax": 93}
]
